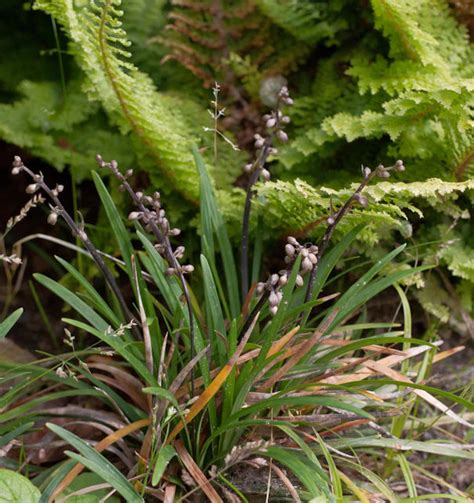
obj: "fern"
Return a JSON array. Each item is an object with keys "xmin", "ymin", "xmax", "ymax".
[
  {"xmin": 0, "ymin": 79, "xmax": 135, "ymax": 179},
  {"xmin": 281, "ymin": 0, "xmax": 474, "ymax": 183},
  {"xmin": 254, "ymin": 177, "xmax": 474, "ymax": 245},
  {"xmin": 34, "ymin": 0, "xmax": 214, "ymax": 202},
  {"xmin": 255, "ymin": 0, "xmax": 354, "ymax": 46}
]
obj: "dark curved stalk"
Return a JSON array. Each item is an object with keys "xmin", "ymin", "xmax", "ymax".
[
  {"xmin": 304, "ymin": 173, "xmax": 376, "ymax": 304},
  {"xmin": 110, "ymin": 170, "xmax": 196, "ymax": 395},
  {"xmin": 17, "ymin": 163, "xmax": 139, "ymax": 337},
  {"xmin": 238, "ymin": 291, "xmax": 268, "ymax": 342},
  {"xmin": 240, "ymin": 143, "xmax": 271, "ymax": 300}
]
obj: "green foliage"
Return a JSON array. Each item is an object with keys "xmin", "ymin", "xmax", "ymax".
[
  {"xmin": 0, "ymin": 469, "xmax": 41, "ymax": 503},
  {"xmin": 281, "ymin": 0, "xmax": 474, "ymax": 183},
  {"xmin": 0, "ymin": 79, "xmax": 134, "ymax": 180},
  {"xmin": 0, "ymin": 0, "xmax": 472, "ymax": 327},
  {"xmin": 255, "ymin": 0, "xmax": 354, "ymax": 46},
  {"xmin": 33, "ymin": 0, "xmax": 207, "ymax": 201},
  {"xmin": 1, "ymin": 153, "xmax": 473, "ymax": 500}
]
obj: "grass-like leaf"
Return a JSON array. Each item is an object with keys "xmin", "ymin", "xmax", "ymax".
[
  {"xmin": 0, "ymin": 308, "xmax": 23, "ymax": 338},
  {"xmin": 47, "ymin": 423, "xmax": 143, "ymax": 503}
]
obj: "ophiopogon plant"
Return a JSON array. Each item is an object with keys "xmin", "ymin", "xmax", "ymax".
[{"xmin": 2, "ymin": 147, "xmax": 473, "ymax": 501}]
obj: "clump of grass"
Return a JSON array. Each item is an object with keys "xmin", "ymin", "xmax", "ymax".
[{"xmin": 1, "ymin": 118, "xmax": 473, "ymax": 501}]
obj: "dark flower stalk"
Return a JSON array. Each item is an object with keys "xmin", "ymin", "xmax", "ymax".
[
  {"xmin": 11, "ymin": 156, "xmax": 139, "ymax": 338},
  {"xmin": 304, "ymin": 160, "xmax": 406, "ymax": 303},
  {"xmin": 240, "ymin": 86, "xmax": 292, "ymax": 300},
  {"xmin": 95, "ymin": 156, "xmax": 196, "ymax": 389}
]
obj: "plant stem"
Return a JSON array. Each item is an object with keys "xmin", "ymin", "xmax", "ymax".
[
  {"xmin": 241, "ymin": 143, "xmax": 271, "ymax": 300},
  {"xmin": 18, "ymin": 163, "xmax": 139, "ymax": 337},
  {"xmin": 304, "ymin": 173, "xmax": 375, "ymax": 304}
]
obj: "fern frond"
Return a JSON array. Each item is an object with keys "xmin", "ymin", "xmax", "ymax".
[
  {"xmin": 255, "ymin": 178, "xmax": 474, "ymax": 244},
  {"xmin": 35, "ymin": 0, "xmax": 205, "ymax": 202},
  {"xmin": 255, "ymin": 0, "xmax": 353, "ymax": 46}
]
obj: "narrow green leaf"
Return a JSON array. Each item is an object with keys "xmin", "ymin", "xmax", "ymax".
[
  {"xmin": 194, "ymin": 147, "xmax": 240, "ymax": 317},
  {"xmin": 55, "ymin": 256, "xmax": 120, "ymax": 326},
  {"xmin": 34, "ymin": 274, "xmax": 108, "ymax": 331},
  {"xmin": 92, "ymin": 171, "xmax": 134, "ymax": 276},
  {"xmin": 47, "ymin": 423, "xmax": 143, "ymax": 503},
  {"xmin": 0, "ymin": 308, "xmax": 23, "ymax": 338},
  {"xmin": 62, "ymin": 318, "xmax": 155, "ymax": 385},
  {"xmin": 151, "ymin": 445, "xmax": 176, "ymax": 486}
]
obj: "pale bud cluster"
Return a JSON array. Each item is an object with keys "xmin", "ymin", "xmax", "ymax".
[
  {"xmin": 244, "ymin": 86, "xmax": 293, "ymax": 183},
  {"xmin": 96, "ymin": 155, "xmax": 194, "ymax": 277},
  {"xmin": 11, "ymin": 156, "xmax": 65, "ymax": 226},
  {"xmin": 256, "ymin": 236, "xmax": 318, "ymax": 316},
  {"xmin": 361, "ymin": 159, "xmax": 405, "ymax": 181}
]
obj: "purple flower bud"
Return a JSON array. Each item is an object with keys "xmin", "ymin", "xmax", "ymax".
[
  {"xmin": 327, "ymin": 216, "xmax": 335, "ymax": 225},
  {"xmin": 287, "ymin": 236, "xmax": 298, "ymax": 246},
  {"xmin": 285, "ymin": 244, "xmax": 295, "ymax": 257},
  {"xmin": 301, "ymin": 257, "xmax": 313, "ymax": 272},
  {"xmin": 276, "ymin": 130, "xmax": 288, "ymax": 143},
  {"xmin": 269, "ymin": 305, "xmax": 278, "ymax": 316},
  {"xmin": 295, "ymin": 274, "xmax": 304, "ymax": 287},
  {"xmin": 261, "ymin": 169, "xmax": 271, "ymax": 181},
  {"xmin": 354, "ymin": 194, "xmax": 368, "ymax": 207},
  {"xmin": 47, "ymin": 212, "xmax": 58, "ymax": 225},
  {"xmin": 182, "ymin": 264, "xmax": 194, "ymax": 274},
  {"xmin": 271, "ymin": 274, "xmax": 279, "ymax": 285},
  {"xmin": 266, "ymin": 118, "xmax": 277, "ymax": 128},
  {"xmin": 281, "ymin": 116, "xmax": 291, "ymax": 124},
  {"xmin": 269, "ymin": 291, "xmax": 279, "ymax": 307},
  {"xmin": 26, "ymin": 184, "xmax": 39, "ymax": 194},
  {"xmin": 128, "ymin": 211, "xmax": 141, "ymax": 220},
  {"xmin": 278, "ymin": 274, "xmax": 288, "ymax": 287},
  {"xmin": 309, "ymin": 253, "xmax": 318, "ymax": 265}
]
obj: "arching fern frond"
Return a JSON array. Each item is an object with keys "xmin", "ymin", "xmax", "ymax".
[{"xmin": 34, "ymin": 0, "xmax": 206, "ymax": 202}]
